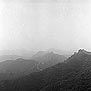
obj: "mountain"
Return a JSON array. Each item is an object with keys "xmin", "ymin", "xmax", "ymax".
[
  {"xmin": 0, "ymin": 51, "xmax": 67, "ymax": 79},
  {"xmin": 40, "ymin": 66, "xmax": 91, "ymax": 91},
  {"xmin": 40, "ymin": 49, "xmax": 91, "ymax": 91},
  {"xmin": 0, "ymin": 55, "xmax": 21, "ymax": 62},
  {"xmin": 31, "ymin": 51, "xmax": 48, "ymax": 58},
  {"xmin": 47, "ymin": 48, "xmax": 73, "ymax": 57},
  {"xmin": 0, "ymin": 58, "xmax": 40, "ymax": 79},
  {"xmin": 0, "ymin": 49, "xmax": 91, "ymax": 91},
  {"xmin": 31, "ymin": 51, "xmax": 67, "ymax": 69},
  {"xmin": 0, "ymin": 50, "xmax": 36, "ymax": 60}
]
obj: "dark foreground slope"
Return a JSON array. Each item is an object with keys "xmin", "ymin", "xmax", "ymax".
[
  {"xmin": 40, "ymin": 66, "xmax": 91, "ymax": 91},
  {"xmin": 0, "ymin": 49, "xmax": 91, "ymax": 91}
]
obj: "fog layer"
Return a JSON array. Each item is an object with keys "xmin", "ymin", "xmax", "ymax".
[{"xmin": 0, "ymin": 0, "xmax": 91, "ymax": 51}]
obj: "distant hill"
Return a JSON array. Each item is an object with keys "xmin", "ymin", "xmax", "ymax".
[
  {"xmin": 0, "ymin": 58, "xmax": 40, "ymax": 79},
  {"xmin": 31, "ymin": 51, "xmax": 48, "ymax": 58},
  {"xmin": 0, "ymin": 55, "xmax": 21, "ymax": 62},
  {"xmin": 0, "ymin": 51, "xmax": 67, "ymax": 79},
  {"xmin": 47, "ymin": 48, "xmax": 72, "ymax": 57},
  {"xmin": 31, "ymin": 51, "xmax": 67, "ymax": 69},
  {"xmin": 0, "ymin": 50, "xmax": 36, "ymax": 60},
  {"xmin": 0, "ymin": 49, "xmax": 91, "ymax": 91}
]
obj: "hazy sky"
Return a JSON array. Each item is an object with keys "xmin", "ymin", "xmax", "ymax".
[{"xmin": 0, "ymin": 0, "xmax": 91, "ymax": 51}]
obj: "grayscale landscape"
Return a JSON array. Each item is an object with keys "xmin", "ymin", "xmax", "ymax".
[{"xmin": 0, "ymin": 0, "xmax": 91, "ymax": 91}]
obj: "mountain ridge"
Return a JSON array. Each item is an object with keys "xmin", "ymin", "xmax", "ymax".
[{"xmin": 0, "ymin": 49, "xmax": 91, "ymax": 91}]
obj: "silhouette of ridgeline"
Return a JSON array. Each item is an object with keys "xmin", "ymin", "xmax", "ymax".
[
  {"xmin": 78, "ymin": 49, "xmax": 91, "ymax": 55},
  {"xmin": 0, "ymin": 49, "xmax": 91, "ymax": 91}
]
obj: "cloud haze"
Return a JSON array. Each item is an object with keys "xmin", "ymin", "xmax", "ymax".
[{"xmin": 0, "ymin": 0, "xmax": 91, "ymax": 51}]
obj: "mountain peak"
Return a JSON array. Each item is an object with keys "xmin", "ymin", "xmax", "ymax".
[
  {"xmin": 47, "ymin": 51, "xmax": 54, "ymax": 55},
  {"xmin": 78, "ymin": 49, "xmax": 86, "ymax": 53},
  {"xmin": 78, "ymin": 49, "xmax": 91, "ymax": 55}
]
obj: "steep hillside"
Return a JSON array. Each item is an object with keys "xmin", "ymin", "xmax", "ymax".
[
  {"xmin": 40, "ymin": 49, "xmax": 91, "ymax": 91},
  {"xmin": 0, "ymin": 49, "xmax": 91, "ymax": 91}
]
